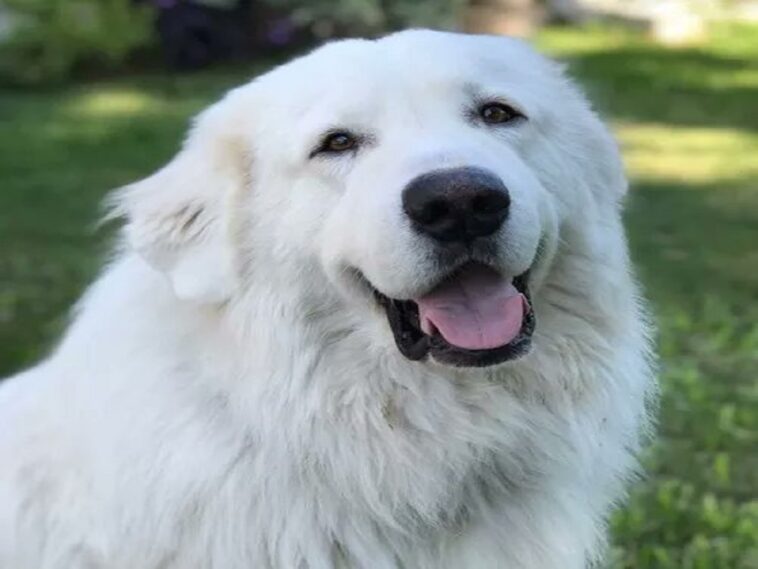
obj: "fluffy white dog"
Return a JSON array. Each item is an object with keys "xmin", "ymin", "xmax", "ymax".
[{"xmin": 0, "ymin": 30, "xmax": 655, "ymax": 569}]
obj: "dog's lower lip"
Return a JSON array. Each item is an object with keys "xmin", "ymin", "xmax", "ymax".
[{"xmin": 370, "ymin": 266, "xmax": 534, "ymax": 367}]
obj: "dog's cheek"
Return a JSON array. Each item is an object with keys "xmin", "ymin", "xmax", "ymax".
[
  {"xmin": 525, "ymin": 197, "xmax": 560, "ymax": 293},
  {"xmin": 250, "ymin": 175, "xmax": 338, "ymax": 266}
]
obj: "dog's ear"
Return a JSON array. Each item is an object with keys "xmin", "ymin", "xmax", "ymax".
[{"xmin": 109, "ymin": 90, "xmax": 251, "ymax": 303}]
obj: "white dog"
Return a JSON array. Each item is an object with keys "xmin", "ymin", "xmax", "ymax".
[{"xmin": 0, "ymin": 30, "xmax": 655, "ymax": 569}]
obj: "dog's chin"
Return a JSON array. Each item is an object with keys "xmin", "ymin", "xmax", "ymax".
[{"xmin": 362, "ymin": 262, "xmax": 535, "ymax": 369}]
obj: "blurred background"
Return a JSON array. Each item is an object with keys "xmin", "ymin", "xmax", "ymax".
[{"xmin": 0, "ymin": 0, "xmax": 755, "ymax": 566}]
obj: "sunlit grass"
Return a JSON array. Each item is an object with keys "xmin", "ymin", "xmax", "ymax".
[
  {"xmin": 616, "ymin": 122, "xmax": 758, "ymax": 185},
  {"xmin": 537, "ymin": 22, "xmax": 643, "ymax": 54},
  {"xmin": 64, "ymin": 89, "xmax": 164, "ymax": 118}
]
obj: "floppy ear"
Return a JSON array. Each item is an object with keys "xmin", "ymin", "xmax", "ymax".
[{"xmin": 109, "ymin": 91, "xmax": 252, "ymax": 303}]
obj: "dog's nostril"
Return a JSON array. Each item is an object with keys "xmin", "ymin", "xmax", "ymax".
[
  {"xmin": 419, "ymin": 199, "xmax": 450, "ymax": 224},
  {"xmin": 471, "ymin": 192, "xmax": 509, "ymax": 215},
  {"xmin": 402, "ymin": 167, "xmax": 510, "ymax": 243}
]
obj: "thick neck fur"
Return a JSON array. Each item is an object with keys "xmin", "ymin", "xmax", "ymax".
[{"xmin": 43, "ymin": 219, "xmax": 652, "ymax": 569}]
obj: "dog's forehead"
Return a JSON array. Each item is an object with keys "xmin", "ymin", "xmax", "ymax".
[{"xmin": 254, "ymin": 30, "xmax": 554, "ymax": 105}]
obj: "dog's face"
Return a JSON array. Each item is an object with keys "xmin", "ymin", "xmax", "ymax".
[{"xmin": 117, "ymin": 31, "xmax": 626, "ymax": 369}]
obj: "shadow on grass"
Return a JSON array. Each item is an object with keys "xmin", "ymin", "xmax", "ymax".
[
  {"xmin": 568, "ymin": 46, "xmax": 758, "ymax": 131},
  {"xmin": 626, "ymin": 179, "xmax": 758, "ymax": 312}
]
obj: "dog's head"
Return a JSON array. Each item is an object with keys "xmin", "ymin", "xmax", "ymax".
[{"xmin": 114, "ymin": 30, "xmax": 626, "ymax": 369}]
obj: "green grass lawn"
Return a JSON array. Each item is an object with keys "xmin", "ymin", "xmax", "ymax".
[{"xmin": 1, "ymin": 23, "xmax": 756, "ymax": 569}]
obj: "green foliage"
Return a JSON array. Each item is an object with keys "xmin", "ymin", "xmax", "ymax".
[
  {"xmin": 0, "ymin": 0, "xmax": 153, "ymax": 85},
  {"xmin": 264, "ymin": 0, "xmax": 465, "ymax": 37},
  {"xmin": 610, "ymin": 301, "xmax": 758, "ymax": 568}
]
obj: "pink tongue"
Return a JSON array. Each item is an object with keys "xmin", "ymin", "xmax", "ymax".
[{"xmin": 416, "ymin": 265, "xmax": 529, "ymax": 351}]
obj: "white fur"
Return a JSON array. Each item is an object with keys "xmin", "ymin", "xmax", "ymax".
[{"xmin": 0, "ymin": 30, "xmax": 656, "ymax": 569}]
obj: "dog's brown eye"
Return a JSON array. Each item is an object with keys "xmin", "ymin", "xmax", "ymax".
[
  {"xmin": 323, "ymin": 132, "xmax": 357, "ymax": 153},
  {"xmin": 479, "ymin": 102, "xmax": 521, "ymax": 125},
  {"xmin": 309, "ymin": 130, "xmax": 364, "ymax": 159}
]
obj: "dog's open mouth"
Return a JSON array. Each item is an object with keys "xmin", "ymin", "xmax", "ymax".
[{"xmin": 373, "ymin": 263, "xmax": 534, "ymax": 367}]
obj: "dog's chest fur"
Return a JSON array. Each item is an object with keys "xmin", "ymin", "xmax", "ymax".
[{"xmin": 93, "ymin": 309, "xmax": 626, "ymax": 569}]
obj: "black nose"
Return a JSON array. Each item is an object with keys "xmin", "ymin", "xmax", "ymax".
[{"xmin": 402, "ymin": 167, "xmax": 510, "ymax": 243}]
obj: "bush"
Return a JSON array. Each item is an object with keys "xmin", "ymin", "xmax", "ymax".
[
  {"xmin": 0, "ymin": 0, "xmax": 153, "ymax": 85},
  {"xmin": 263, "ymin": 0, "xmax": 465, "ymax": 38}
]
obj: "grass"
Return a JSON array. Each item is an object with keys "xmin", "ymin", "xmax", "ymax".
[{"xmin": 1, "ymin": 22, "xmax": 756, "ymax": 569}]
